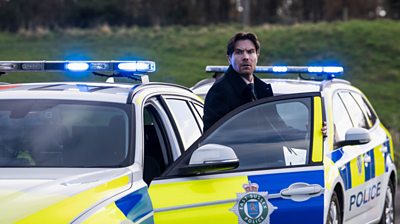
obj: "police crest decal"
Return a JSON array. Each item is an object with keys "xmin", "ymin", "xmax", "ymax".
[{"xmin": 230, "ymin": 182, "xmax": 277, "ymax": 224}]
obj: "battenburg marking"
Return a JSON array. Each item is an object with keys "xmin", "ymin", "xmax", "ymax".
[{"xmin": 231, "ymin": 182, "xmax": 277, "ymax": 224}]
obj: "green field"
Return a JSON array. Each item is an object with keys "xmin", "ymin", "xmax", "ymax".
[{"xmin": 0, "ymin": 20, "xmax": 399, "ymax": 161}]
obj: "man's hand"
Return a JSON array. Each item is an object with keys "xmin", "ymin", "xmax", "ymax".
[{"xmin": 322, "ymin": 121, "xmax": 327, "ymax": 137}]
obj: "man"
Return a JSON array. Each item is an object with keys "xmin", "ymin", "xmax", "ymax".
[
  {"xmin": 203, "ymin": 32, "xmax": 328, "ymax": 135},
  {"xmin": 203, "ymin": 32, "xmax": 273, "ymax": 132}
]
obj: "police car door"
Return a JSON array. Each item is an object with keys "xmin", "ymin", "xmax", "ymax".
[
  {"xmin": 332, "ymin": 91, "xmax": 389, "ymax": 222},
  {"xmin": 149, "ymin": 93, "xmax": 325, "ymax": 224}
]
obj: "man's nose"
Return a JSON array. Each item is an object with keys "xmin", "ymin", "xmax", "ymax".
[{"xmin": 242, "ymin": 52, "xmax": 250, "ymax": 60}]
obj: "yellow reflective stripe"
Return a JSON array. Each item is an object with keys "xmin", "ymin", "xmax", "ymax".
[
  {"xmin": 150, "ymin": 176, "xmax": 247, "ymax": 224},
  {"xmin": 149, "ymin": 176, "xmax": 247, "ymax": 209},
  {"xmin": 16, "ymin": 175, "xmax": 130, "ymax": 224},
  {"xmin": 380, "ymin": 123, "xmax": 395, "ymax": 161},
  {"xmin": 155, "ymin": 203, "xmax": 237, "ymax": 224},
  {"xmin": 0, "ymin": 192, "xmax": 67, "ymax": 223},
  {"xmin": 324, "ymin": 156, "xmax": 339, "ymax": 191},
  {"xmin": 374, "ymin": 145, "xmax": 385, "ymax": 177},
  {"xmin": 312, "ymin": 96, "xmax": 323, "ymax": 163},
  {"xmin": 82, "ymin": 202, "xmax": 127, "ymax": 224},
  {"xmin": 325, "ymin": 96, "xmax": 334, "ymax": 151},
  {"xmin": 350, "ymin": 156, "xmax": 365, "ymax": 188}
]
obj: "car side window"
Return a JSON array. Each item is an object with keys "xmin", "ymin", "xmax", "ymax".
[
  {"xmin": 338, "ymin": 92, "xmax": 369, "ymax": 129},
  {"xmin": 164, "ymin": 99, "xmax": 202, "ymax": 150},
  {"xmin": 143, "ymin": 105, "xmax": 171, "ymax": 185},
  {"xmin": 350, "ymin": 92, "xmax": 377, "ymax": 128},
  {"xmin": 190, "ymin": 102, "xmax": 204, "ymax": 133},
  {"xmin": 198, "ymin": 97, "xmax": 312, "ymax": 171},
  {"xmin": 332, "ymin": 93, "xmax": 354, "ymax": 143}
]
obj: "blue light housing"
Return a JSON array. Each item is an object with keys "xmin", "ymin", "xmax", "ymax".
[
  {"xmin": 307, "ymin": 66, "xmax": 323, "ymax": 73},
  {"xmin": 118, "ymin": 61, "xmax": 156, "ymax": 73},
  {"xmin": 272, "ymin": 66, "xmax": 288, "ymax": 73},
  {"xmin": 66, "ymin": 62, "xmax": 89, "ymax": 71},
  {"xmin": 323, "ymin": 66, "xmax": 343, "ymax": 73}
]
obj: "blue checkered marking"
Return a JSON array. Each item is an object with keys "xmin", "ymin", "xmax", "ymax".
[
  {"xmin": 248, "ymin": 169, "xmax": 324, "ymax": 224},
  {"xmin": 115, "ymin": 187, "xmax": 154, "ymax": 223},
  {"xmin": 364, "ymin": 149, "xmax": 375, "ymax": 182}
]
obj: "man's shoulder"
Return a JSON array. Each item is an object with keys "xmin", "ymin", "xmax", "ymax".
[{"xmin": 209, "ymin": 75, "xmax": 231, "ymax": 91}]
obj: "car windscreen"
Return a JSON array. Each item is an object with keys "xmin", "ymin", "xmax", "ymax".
[{"xmin": 0, "ymin": 100, "xmax": 132, "ymax": 167}]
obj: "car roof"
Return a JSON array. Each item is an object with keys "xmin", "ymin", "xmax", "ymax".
[
  {"xmin": 191, "ymin": 77, "xmax": 351, "ymax": 98},
  {"xmin": 0, "ymin": 81, "xmax": 192, "ymax": 104}
]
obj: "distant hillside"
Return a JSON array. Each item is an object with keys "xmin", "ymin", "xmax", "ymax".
[{"xmin": 0, "ymin": 19, "xmax": 399, "ymax": 153}]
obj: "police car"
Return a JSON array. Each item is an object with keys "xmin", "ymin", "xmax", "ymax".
[
  {"xmin": 0, "ymin": 60, "xmax": 206, "ymax": 224},
  {"xmin": 0, "ymin": 61, "xmax": 395, "ymax": 224},
  {"xmin": 185, "ymin": 66, "xmax": 396, "ymax": 224}
]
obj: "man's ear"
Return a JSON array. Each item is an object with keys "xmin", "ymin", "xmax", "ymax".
[{"xmin": 227, "ymin": 55, "xmax": 232, "ymax": 65}]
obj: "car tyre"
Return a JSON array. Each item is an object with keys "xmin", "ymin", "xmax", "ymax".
[
  {"xmin": 327, "ymin": 191, "xmax": 342, "ymax": 224},
  {"xmin": 379, "ymin": 180, "xmax": 395, "ymax": 224}
]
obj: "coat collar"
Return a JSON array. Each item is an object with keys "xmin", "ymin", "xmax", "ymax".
[{"xmin": 225, "ymin": 65, "xmax": 263, "ymax": 94}]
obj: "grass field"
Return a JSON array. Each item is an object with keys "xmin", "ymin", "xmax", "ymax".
[{"xmin": 0, "ymin": 20, "xmax": 399, "ymax": 160}]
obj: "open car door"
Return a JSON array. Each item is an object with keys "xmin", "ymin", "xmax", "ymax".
[{"xmin": 149, "ymin": 93, "xmax": 325, "ymax": 224}]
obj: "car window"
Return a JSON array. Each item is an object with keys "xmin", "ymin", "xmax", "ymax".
[
  {"xmin": 199, "ymin": 97, "xmax": 312, "ymax": 171},
  {"xmin": 191, "ymin": 102, "xmax": 204, "ymax": 132},
  {"xmin": 165, "ymin": 99, "xmax": 202, "ymax": 150},
  {"xmin": 350, "ymin": 92, "xmax": 377, "ymax": 128},
  {"xmin": 338, "ymin": 92, "xmax": 369, "ymax": 129},
  {"xmin": 332, "ymin": 93, "xmax": 354, "ymax": 143},
  {"xmin": 143, "ymin": 105, "xmax": 171, "ymax": 184},
  {"xmin": 0, "ymin": 100, "xmax": 131, "ymax": 167}
]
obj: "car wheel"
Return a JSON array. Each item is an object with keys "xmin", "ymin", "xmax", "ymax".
[
  {"xmin": 327, "ymin": 191, "xmax": 342, "ymax": 224},
  {"xmin": 379, "ymin": 180, "xmax": 395, "ymax": 224}
]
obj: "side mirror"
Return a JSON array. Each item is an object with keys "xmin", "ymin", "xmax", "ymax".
[
  {"xmin": 180, "ymin": 144, "xmax": 239, "ymax": 175},
  {"xmin": 336, "ymin": 128, "xmax": 371, "ymax": 148}
]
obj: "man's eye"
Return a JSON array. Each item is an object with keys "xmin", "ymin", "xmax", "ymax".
[
  {"xmin": 248, "ymin": 49, "xmax": 256, "ymax": 54},
  {"xmin": 235, "ymin": 50, "xmax": 243, "ymax": 55}
]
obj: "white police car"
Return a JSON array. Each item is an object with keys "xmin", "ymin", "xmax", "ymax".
[
  {"xmin": 0, "ymin": 60, "xmax": 205, "ymax": 223},
  {"xmin": 0, "ymin": 62, "xmax": 396, "ymax": 224},
  {"xmin": 179, "ymin": 65, "xmax": 395, "ymax": 224}
]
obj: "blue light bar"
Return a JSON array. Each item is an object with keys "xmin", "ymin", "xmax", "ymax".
[
  {"xmin": 66, "ymin": 62, "xmax": 90, "ymax": 71},
  {"xmin": 0, "ymin": 60, "xmax": 156, "ymax": 73},
  {"xmin": 206, "ymin": 65, "xmax": 344, "ymax": 74}
]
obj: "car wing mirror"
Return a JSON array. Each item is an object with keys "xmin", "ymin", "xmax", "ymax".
[
  {"xmin": 179, "ymin": 144, "xmax": 239, "ymax": 175},
  {"xmin": 336, "ymin": 128, "xmax": 371, "ymax": 148}
]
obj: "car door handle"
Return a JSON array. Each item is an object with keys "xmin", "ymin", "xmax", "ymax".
[
  {"xmin": 281, "ymin": 186, "xmax": 322, "ymax": 196},
  {"xmin": 280, "ymin": 183, "xmax": 323, "ymax": 202}
]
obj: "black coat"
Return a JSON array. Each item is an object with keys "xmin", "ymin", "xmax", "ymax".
[{"xmin": 203, "ymin": 66, "xmax": 273, "ymax": 132}]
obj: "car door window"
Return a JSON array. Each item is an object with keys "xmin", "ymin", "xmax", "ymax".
[
  {"xmin": 189, "ymin": 102, "xmax": 204, "ymax": 133},
  {"xmin": 350, "ymin": 92, "xmax": 377, "ymax": 128},
  {"xmin": 164, "ymin": 99, "xmax": 202, "ymax": 150},
  {"xmin": 338, "ymin": 92, "xmax": 369, "ymax": 129},
  {"xmin": 332, "ymin": 93, "xmax": 354, "ymax": 143},
  {"xmin": 198, "ymin": 97, "xmax": 312, "ymax": 171}
]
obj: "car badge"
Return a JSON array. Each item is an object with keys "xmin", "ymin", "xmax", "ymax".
[{"xmin": 230, "ymin": 181, "xmax": 277, "ymax": 224}]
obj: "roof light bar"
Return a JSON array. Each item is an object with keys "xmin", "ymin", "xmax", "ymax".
[
  {"xmin": 0, "ymin": 61, "xmax": 156, "ymax": 73},
  {"xmin": 206, "ymin": 66, "xmax": 344, "ymax": 74}
]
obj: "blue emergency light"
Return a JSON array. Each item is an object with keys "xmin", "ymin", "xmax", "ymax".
[
  {"xmin": 205, "ymin": 65, "xmax": 344, "ymax": 80},
  {"xmin": 0, "ymin": 60, "xmax": 156, "ymax": 73},
  {"xmin": 0, "ymin": 60, "xmax": 156, "ymax": 82}
]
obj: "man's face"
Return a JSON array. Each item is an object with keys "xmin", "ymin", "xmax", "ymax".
[{"xmin": 228, "ymin": 39, "xmax": 259, "ymax": 77}]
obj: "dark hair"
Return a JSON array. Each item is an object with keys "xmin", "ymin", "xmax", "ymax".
[{"xmin": 226, "ymin": 32, "xmax": 260, "ymax": 56}]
